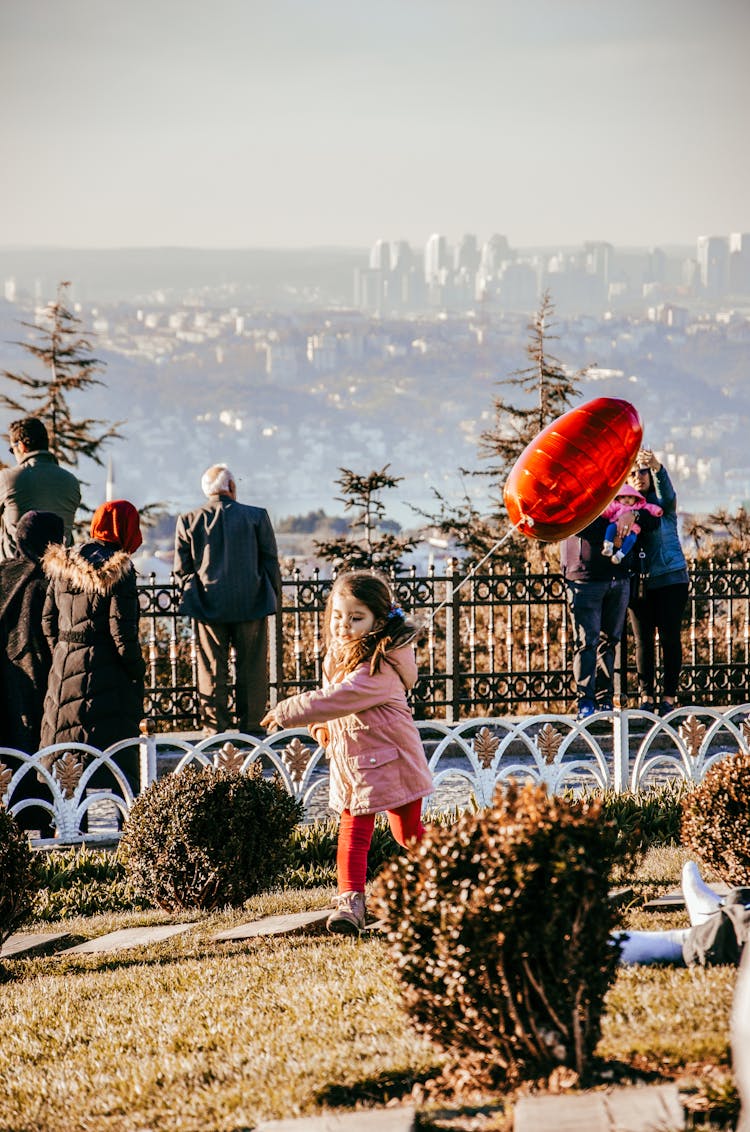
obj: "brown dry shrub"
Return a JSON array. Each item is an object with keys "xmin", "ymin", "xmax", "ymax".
[
  {"xmin": 681, "ymin": 750, "xmax": 750, "ymax": 886},
  {"xmin": 373, "ymin": 781, "xmax": 628, "ymax": 1088}
]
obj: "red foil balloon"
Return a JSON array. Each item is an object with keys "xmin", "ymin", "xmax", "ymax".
[{"xmin": 503, "ymin": 397, "xmax": 643, "ymax": 541}]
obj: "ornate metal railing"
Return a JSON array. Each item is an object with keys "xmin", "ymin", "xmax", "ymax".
[
  {"xmin": 138, "ymin": 560, "xmax": 750, "ymax": 730},
  {"xmin": 4, "ymin": 705, "xmax": 749, "ymax": 846}
]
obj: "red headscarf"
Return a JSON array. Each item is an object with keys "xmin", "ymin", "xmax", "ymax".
[{"xmin": 90, "ymin": 500, "xmax": 143, "ymax": 555}]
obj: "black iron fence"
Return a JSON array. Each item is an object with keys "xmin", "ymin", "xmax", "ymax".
[{"xmin": 137, "ymin": 558, "xmax": 750, "ymax": 730}]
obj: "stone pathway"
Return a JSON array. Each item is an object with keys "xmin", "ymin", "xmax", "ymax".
[
  {"xmin": 3, "ymin": 908, "xmax": 385, "ymax": 960},
  {"xmin": 256, "ymin": 1108, "xmax": 415, "ymax": 1131},
  {"xmin": 213, "ymin": 910, "xmax": 330, "ymax": 941},
  {"xmin": 1, "ymin": 930, "xmax": 70, "ymax": 958},
  {"xmin": 62, "ymin": 923, "xmax": 198, "ymax": 954},
  {"xmin": 514, "ymin": 1083, "xmax": 684, "ymax": 1132}
]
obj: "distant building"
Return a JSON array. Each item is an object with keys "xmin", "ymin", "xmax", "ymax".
[
  {"xmin": 584, "ymin": 241, "xmax": 614, "ymax": 285},
  {"xmin": 307, "ymin": 333, "xmax": 338, "ymax": 372},
  {"xmin": 729, "ymin": 233, "xmax": 750, "ymax": 294},
  {"xmin": 354, "ymin": 266, "xmax": 386, "ymax": 314},
  {"xmin": 454, "ymin": 234, "xmax": 480, "ymax": 274},
  {"xmin": 265, "ymin": 342, "xmax": 298, "ymax": 382},
  {"xmin": 697, "ymin": 235, "xmax": 729, "ymax": 295},
  {"xmin": 479, "ymin": 234, "xmax": 511, "ymax": 279},
  {"xmin": 369, "ymin": 239, "xmax": 390, "ymax": 271},
  {"xmin": 424, "ymin": 233, "xmax": 449, "ymax": 284}
]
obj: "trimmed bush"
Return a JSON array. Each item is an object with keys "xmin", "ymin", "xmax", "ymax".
[
  {"xmin": 120, "ymin": 764, "xmax": 303, "ymax": 911},
  {"xmin": 0, "ymin": 805, "xmax": 38, "ymax": 947},
  {"xmin": 681, "ymin": 751, "xmax": 750, "ymax": 886},
  {"xmin": 373, "ymin": 781, "xmax": 629, "ymax": 1088}
]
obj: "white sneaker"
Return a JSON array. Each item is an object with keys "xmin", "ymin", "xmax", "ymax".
[
  {"xmin": 612, "ymin": 551, "xmax": 624, "ymax": 564},
  {"xmin": 327, "ymin": 890, "xmax": 366, "ymax": 935},
  {"xmin": 602, "ymin": 540, "xmax": 614, "ymax": 557}
]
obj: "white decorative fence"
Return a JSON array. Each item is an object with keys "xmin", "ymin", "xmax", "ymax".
[{"xmin": 3, "ymin": 705, "xmax": 750, "ymax": 847}]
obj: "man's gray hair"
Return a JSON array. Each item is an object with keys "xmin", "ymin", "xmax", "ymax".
[{"xmin": 201, "ymin": 463, "xmax": 235, "ymax": 498}]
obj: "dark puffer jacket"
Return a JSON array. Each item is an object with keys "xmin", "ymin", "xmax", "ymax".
[
  {"xmin": 0, "ymin": 557, "xmax": 53, "ymax": 752},
  {"xmin": 40, "ymin": 540, "xmax": 145, "ymax": 755}
]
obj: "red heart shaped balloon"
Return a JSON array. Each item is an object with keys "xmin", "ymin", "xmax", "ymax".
[{"xmin": 503, "ymin": 397, "xmax": 643, "ymax": 541}]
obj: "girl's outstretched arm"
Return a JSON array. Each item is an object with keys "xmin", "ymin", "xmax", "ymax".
[{"xmin": 265, "ymin": 664, "xmax": 400, "ymax": 731}]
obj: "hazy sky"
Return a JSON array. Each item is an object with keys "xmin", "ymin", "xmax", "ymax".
[{"xmin": 2, "ymin": 0, "xmax": 748, "ymax": 250}]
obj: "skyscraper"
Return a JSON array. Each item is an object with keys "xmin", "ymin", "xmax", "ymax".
[
  {"xmin": 696, "ymin": 236, "xmax": 729, "ymax": 295},
  {"xmin": 424, "ymin": 233, "xmax": 449, "ymax": 284}
]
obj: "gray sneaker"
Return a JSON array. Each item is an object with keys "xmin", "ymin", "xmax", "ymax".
[{"xmin": 327, "ymin": 890, "xmax": 366, "ymax": 935}]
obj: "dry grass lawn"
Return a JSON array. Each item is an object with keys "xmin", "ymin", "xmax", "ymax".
[{"xmin": 0, "ymin": 852, "xmax": 742, "ymax": 1131}]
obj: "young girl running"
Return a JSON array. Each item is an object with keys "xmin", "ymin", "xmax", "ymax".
[{"xmin": 261, "ymin": 570, "xmax": 433, "ymax": 935}]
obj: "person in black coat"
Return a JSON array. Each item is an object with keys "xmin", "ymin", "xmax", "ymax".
[
  {"xmin": 40, "ymin": 500, "xmax": 146, "ymax": 795},
  {"xmin": 0, "ymin": 510, "xmax": 65, "ymax": 752},
  {"xmin": 0, "ymin": 511, "xmax": 65, "ymax": 837}
]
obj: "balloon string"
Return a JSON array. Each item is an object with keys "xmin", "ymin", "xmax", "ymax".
[{"xmin": 424, "ymin": 523, "xmax": 518, "ymax": 626}]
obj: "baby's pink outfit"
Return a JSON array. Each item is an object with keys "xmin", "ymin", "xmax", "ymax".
[{"xmin": 601, "ymin": 489, "xmax": 663, "ymax": 534}]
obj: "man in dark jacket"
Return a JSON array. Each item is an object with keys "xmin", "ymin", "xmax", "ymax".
[
  {"xmin": 173, "ymin": 464, "xmax": 281, "ymax": 736},
  {"xmin": 560, "ymin": 506, "xmax": 659, "ymax": 719},
  {"xmin": 0, "ymin": 418, "xmax": 81, "ymax": 559}
]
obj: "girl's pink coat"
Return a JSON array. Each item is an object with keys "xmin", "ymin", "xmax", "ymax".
[{"xmin": 272, "ymin": 643, "xmax": 433, "ymax": 816}]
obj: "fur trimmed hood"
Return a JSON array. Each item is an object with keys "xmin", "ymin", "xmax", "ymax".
[{"xmin": 43, "ymin": 541, "xmax": 135, "ymax": 596}]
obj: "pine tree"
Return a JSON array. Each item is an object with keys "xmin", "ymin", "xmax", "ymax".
[
  {"xmin": 417, "ymin": 291, "xmax": 586, "ymax": 567},
  {"xmin": 477, "ymin": 290, "xmax": 583, "ymax": 483},
  {"xmin": 314, "ymin": 466, "xmax": 416, "ymax": 573},
  {"xmin": 1, "ymin": 281, "xmax": 120, "ymax": 467}
]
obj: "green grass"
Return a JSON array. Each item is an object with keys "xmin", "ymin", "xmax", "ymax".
[{"xmin": 0, "ymin": 849, "xmax": 742, "ymax": 1131}]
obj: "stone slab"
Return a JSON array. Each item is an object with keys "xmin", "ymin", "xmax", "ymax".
[
  {"xmin": 643, "ymin": 882, "xmax": 731, "ymax": 913},
  {"xmin": 257, "ymin": 1107, "xmax": 415, "ymax": 1131},
  {"xmin": 362, "ymin": 919, "xmax": 387, "ymax": 934},
  {"xmin": 1, "ymin": 930, "xmax": 71, "ymax": 958},
  {"xmin": 62, "ymin": 923, "xmax": 197, "ymax": 954},
  {"xmin": 213, "ymin": 909, "xmax": 331, "ymax": 941},
  {"xmin": 642, "ymin": 889, "xmax": 686, "ymax": 912},
  {"xmin": 514, "ymin": 1083, "xmax": 684, "ymax": 1132},
  {"xmin": 608, "ymin": 887, "xmax": 635, "ymax": 908}
]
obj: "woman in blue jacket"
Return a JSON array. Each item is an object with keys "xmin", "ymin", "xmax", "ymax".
[{"xmin": 627, "ymin": 450, "xmax": 689, "ymax": 714}]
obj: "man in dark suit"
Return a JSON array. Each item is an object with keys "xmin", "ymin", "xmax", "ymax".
[
  {"xmin": 173, "ymin": 464, "xmax": 281, "ymax": 736},
  {"xmin": 0, "ymin": 418, "xmax": 81, "ymax": 559}
]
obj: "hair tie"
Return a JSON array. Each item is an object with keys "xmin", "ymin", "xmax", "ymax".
[{"xmin": 387, "ymin": 603, "xmax": 405, "ymax": 620}]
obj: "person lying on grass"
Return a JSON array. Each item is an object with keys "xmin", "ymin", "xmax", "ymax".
[{"xmin": 616, "ymin": 860, "xmax": 750, "ymax": 967}]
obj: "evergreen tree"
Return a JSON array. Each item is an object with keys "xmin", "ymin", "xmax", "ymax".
[
  {"xmin": 314, "ymin": 465, "xmax": 416, "ymax": 573},
  {"xmin": 417, "ymin": 291, "xmax": 586, "ymax": 567},
  {"xmin": 1, "ymin": 281, "xmax": 120, "ymax": 468},
  {"xmin": 477, "ymin": 290, "xmax": 583, "ymax": 484}
]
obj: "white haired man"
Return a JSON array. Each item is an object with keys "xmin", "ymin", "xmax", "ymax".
[{"xmin": 173, "ymin": 464, "xmax": 281, "ymax": 735}]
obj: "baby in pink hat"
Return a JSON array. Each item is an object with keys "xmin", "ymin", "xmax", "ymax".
[{"xmin": 601, "ymin": 487, "xmax": 663, "ymax": 564}]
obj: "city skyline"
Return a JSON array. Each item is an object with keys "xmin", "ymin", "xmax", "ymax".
[{"xmin": 2, "ymin": 0, "xmax": 749, "ymax": 251}]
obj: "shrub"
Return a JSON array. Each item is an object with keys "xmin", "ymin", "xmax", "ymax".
[
  {"xmin": 31, "ymin": 846, "xmax": 145, "ymax": 921},
  {"xmin": 373, "ymin": 781, "xmax": 628, "ymax": 1088},
  {"xmin": 572, "ymin": 781, "xmax": 688, "ymax": 851},
  {"xmin": 0, "ymin": 806, "xmax": 38, "ymax": 948},
  {"xmin": 681, "ymin": 751, "xmax": 750, "ymax": 886},
  {"xmin": 119, "ymin": 764, "xmax": 303, "ymax": 911}
]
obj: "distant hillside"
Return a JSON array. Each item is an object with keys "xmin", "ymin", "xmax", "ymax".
[{"xmin": 0, "ymin": 247, "xmax": 366, "ymax": 306}]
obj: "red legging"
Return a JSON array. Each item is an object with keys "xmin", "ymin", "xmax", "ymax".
[{"xmin": 337, "ymin": 800, "xmax": 425, "ymax": 894}]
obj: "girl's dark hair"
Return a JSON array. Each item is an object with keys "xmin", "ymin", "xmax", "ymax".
[{"xmin": 324, "ymin": 570, "xmax": 419, "ymax": 676}]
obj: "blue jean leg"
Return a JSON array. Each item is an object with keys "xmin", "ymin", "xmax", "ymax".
[{"xmin": 567, "ymin": 578, "xmax": 630, "ymax": 703}]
